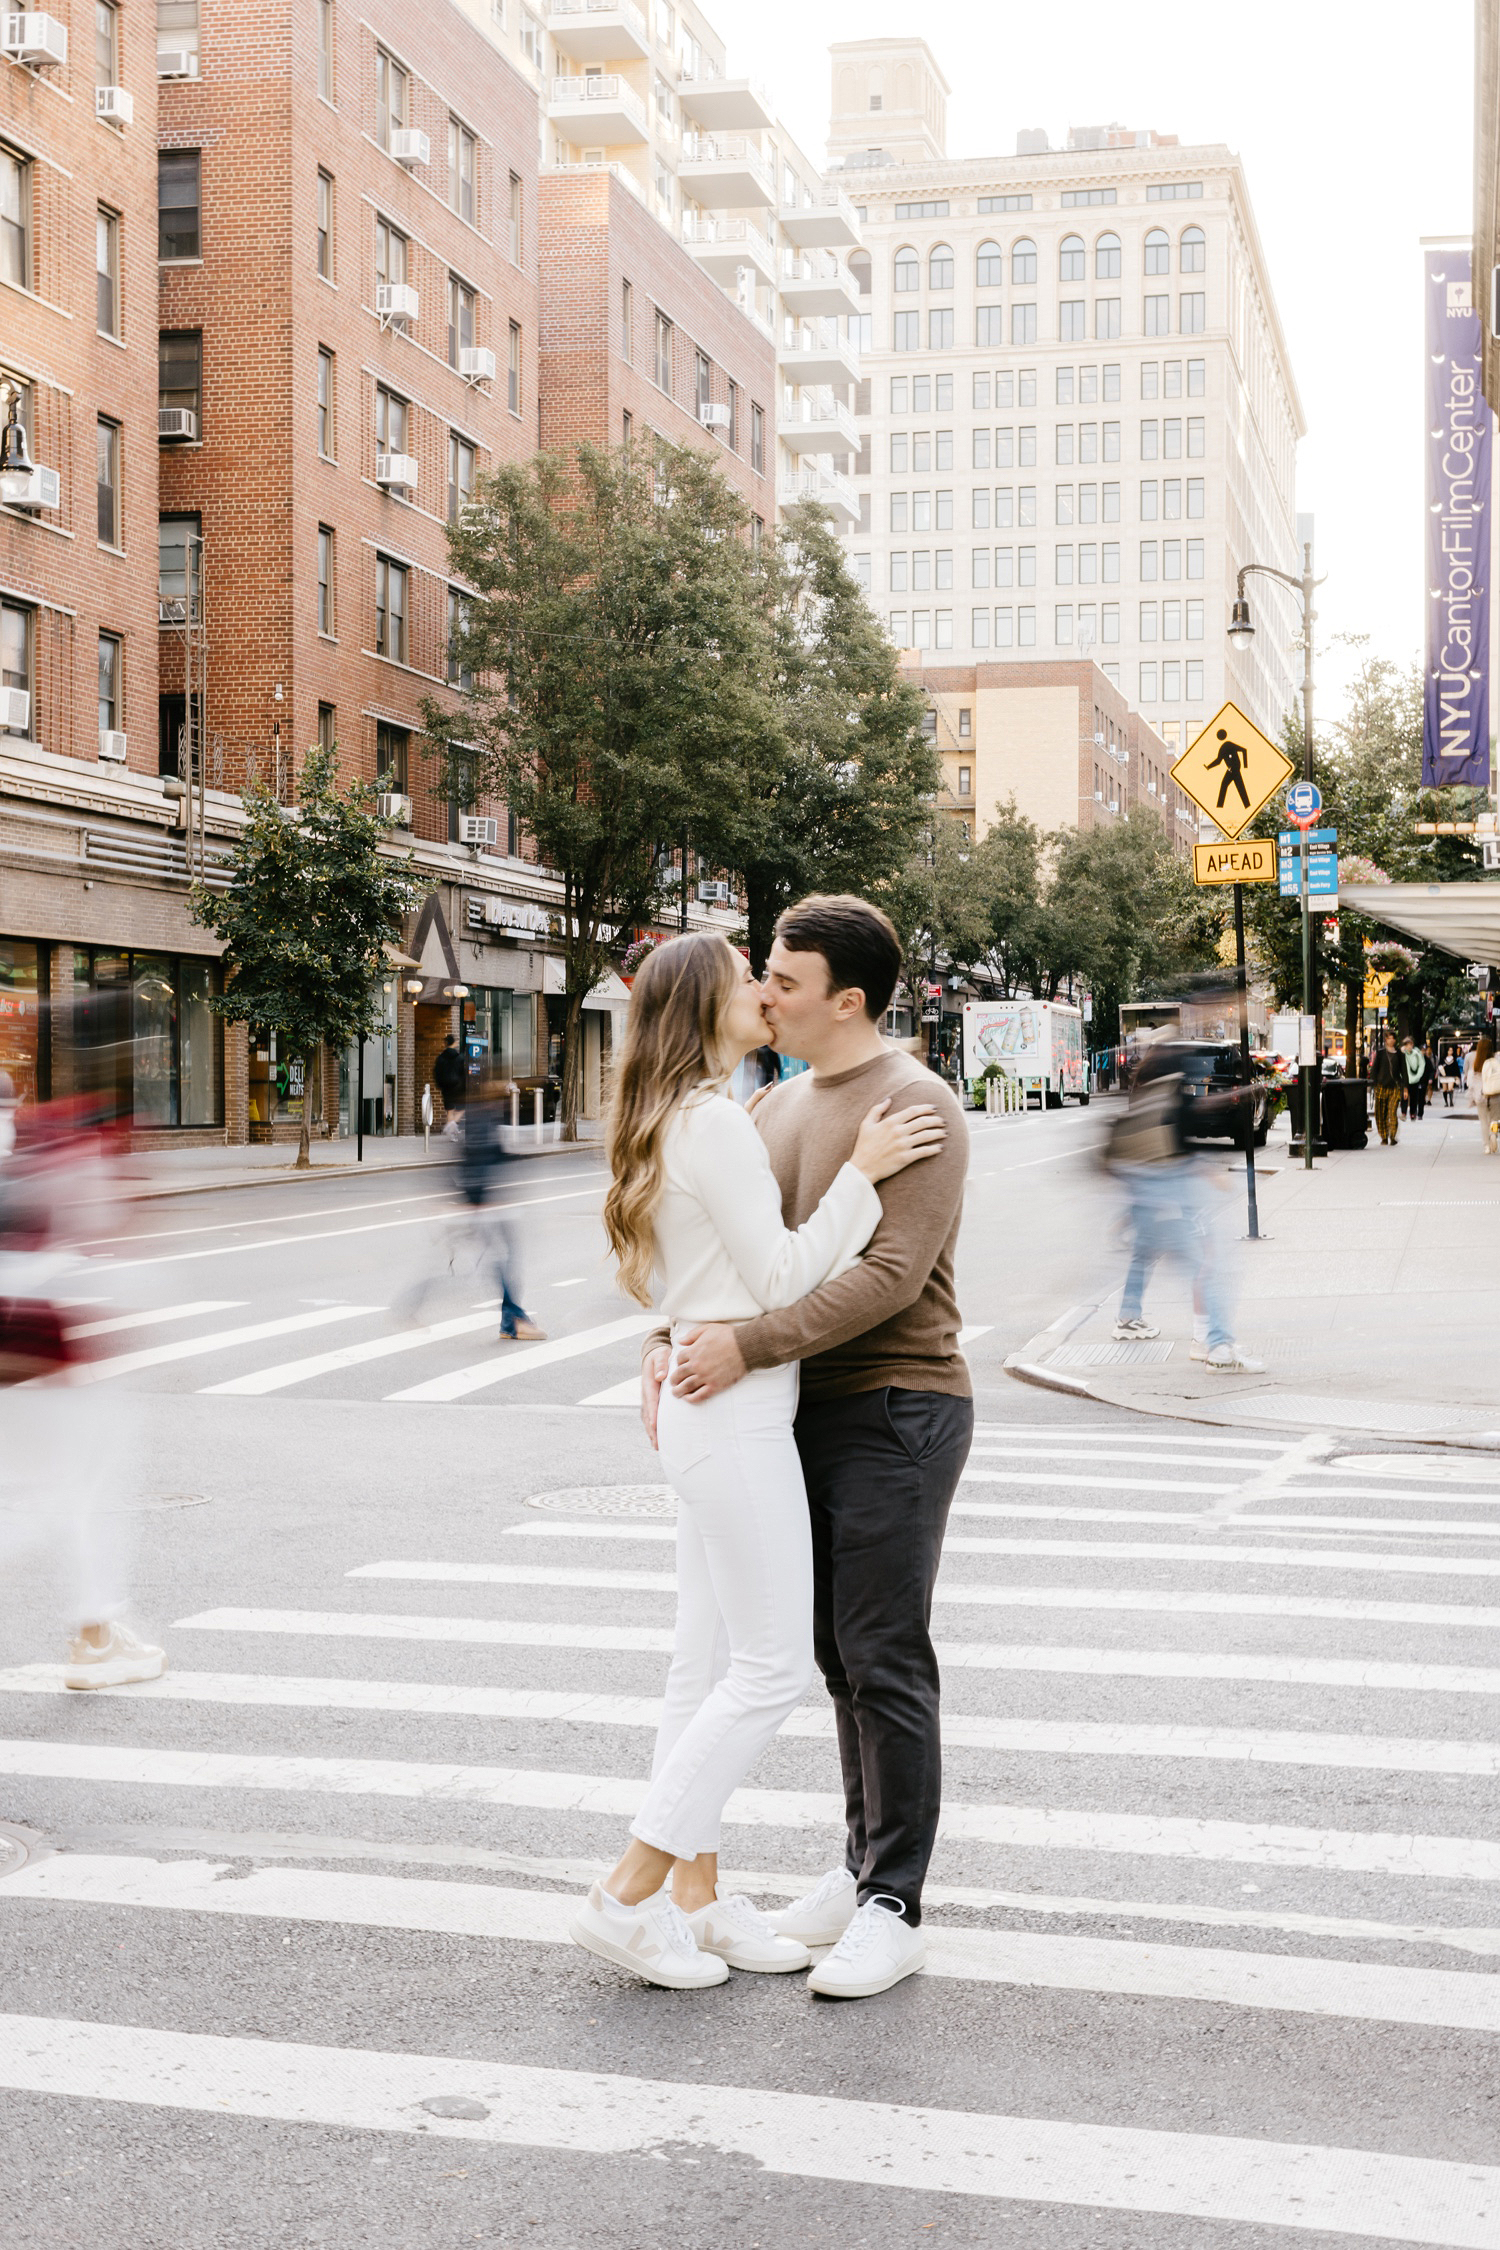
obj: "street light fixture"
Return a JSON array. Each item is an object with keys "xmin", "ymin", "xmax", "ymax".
[{"xmin": 1227, "ymin": 597, "xmax": 1253, "ymax": 643}]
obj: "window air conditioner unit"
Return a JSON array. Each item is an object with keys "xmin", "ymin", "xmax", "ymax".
[
  {"xmin": 698, "ymin": 402, "xmax": 731, "ymax": 429},
  {"xmin": 95, "ymin": 82, "xmax": 134, "ymax": 123},
  {"xmin": 459, "ymin": 814, "xmax": 498, "ymax": 847},
  {"xmin": 2, "ymin": 13, "xmax": 67, "ymax": 65},
  {"xmin": 0, "ymin": 462, "xmax": 59, "ymax": 509},
  {"xmin": 158, "ymin": 407, "xmax": 196, "ymax": 441},
  {"xmin": 376, "ymin": 452, "xmax": 418, "ymax": 488},
  {"xmin": 155, "ymin": 46, "xmax": 197, "ymax": 76},
  {"xmin": 98, "ymin": 729, "xmax": 128, "ymax": 763},
  {"xmin": 377, "ymin": 281, "xmax": 419, "ymax": 325},
  {"xmin": 376, "ymin": 791, "xmax": 412, "ymax": 826},
  {"xmin": 459, "ymin": 346, "xmax": 496, "ymax": 383},
  {"xmin": 389, "ymin": 128, "xmax": 430, "ymax": 166},
  {"xmin": 697, "ymin": 879, "xmax": 731, "ymax": 904},
  {"xmin": 1, "ymin": 687, "xmax": 31, "ymax": 731}
]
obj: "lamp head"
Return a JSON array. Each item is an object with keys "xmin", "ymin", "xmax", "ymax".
[
  {"xmin": 0, "ymin": 391, "xmax": 33, "ymax": 476},
  {"xmin": 1227, "ymin": 596, "xmax": 1254, "ymax": 644}
]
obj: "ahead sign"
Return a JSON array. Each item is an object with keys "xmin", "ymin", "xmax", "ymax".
[
  {"xmin": 1171, "ymin": 699, "xmax": 1296, "ymax": 840},
  {"xmin": 1193, "ymin": 838, "xmax": 1277, "ymax": 887}
]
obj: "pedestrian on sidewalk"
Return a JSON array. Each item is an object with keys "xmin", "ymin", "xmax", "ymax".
[
  {"xmin": 1474, "ymin": 1035, "xmax": 1500, "ymax": 1156},
  {"xmin": 575, "ymin": 918, "xmax": 950, "ymax": 1995},
  {"xmin": 432, "ymin": 1034, "xmax": 467, "ymax": 1135},
  {"xmin": 1404, "ymin": 1036, "xmax": 1432, "ymax": 1121},
  {"xmin": 1439, "ymin": 1043, "xmax": 1463, "ymax": 1109},
  {"xmin": 1372, "ymin": 1033, "xmax": 1404, "ymax": 1145}
]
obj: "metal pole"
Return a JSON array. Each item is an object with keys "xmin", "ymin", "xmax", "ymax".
[
  {"xmin": 679, "ymin": 831, "xmax": 689, "ymax": 934},
  {"xmin": 1300, "ymin": 540, "xmax": 1317, "ymax": 1172},
  {"xmin": 1233, "ymin": 881, "xmax": 1261, "ymax": 1239},
  {"xmin": 356, "ymin": 1033, "xmax": 364, "ymax": 1164}
]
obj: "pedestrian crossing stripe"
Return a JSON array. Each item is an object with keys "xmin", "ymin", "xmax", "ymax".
[
  {"xmin": 9, "ymin": 1855, "xmax": 1500, "ymax": 2034},
  {"xmin": 2, "ymin": 2012, "xmax": 1498, "ymax": 2242},
  {"xmin": 385, "ymin": 1314, "xmax": 656, "ymax": 1403},
  {"xmin": 3, "ymin": 1737, "xmax": 1499, "ymax": 1878},
  {"xmin": 172, "ymin": 1608, "xmax": 1500, "ymax": 1696},
  {"xmin": 59, "ymin": 1304, "xmax": 379, "ymax": 1385},
  {"xmin": 504, "ymin": 1509, "xmax": 1500, "ymax": 1545}
]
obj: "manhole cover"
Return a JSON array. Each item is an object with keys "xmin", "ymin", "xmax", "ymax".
[
  {"xmin": 1329, "ymin": 1452, "xmax": 1500, "ymax": 1484},
  {"xmin": 525, "ymin": 1485, "xmax": 677, "ymax": 1518},
  {"xmin": 0, "ymin": 1825, "xmax": 42, "ymax": 1880}
]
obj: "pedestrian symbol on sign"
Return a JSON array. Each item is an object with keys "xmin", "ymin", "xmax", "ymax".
[{"xmin": 1204, "ymin": 728, "xmax": 1252, "ymax": 814}]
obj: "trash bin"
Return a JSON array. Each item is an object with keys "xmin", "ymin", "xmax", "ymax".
[{"xmin": 1321, "ymin": 1077, "xmax": 1369, "ymax": 1150}]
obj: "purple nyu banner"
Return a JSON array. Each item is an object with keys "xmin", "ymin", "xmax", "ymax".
[{"xmin": 1424, "ymin": 248, "xmax": 1491, "ymax": 787}]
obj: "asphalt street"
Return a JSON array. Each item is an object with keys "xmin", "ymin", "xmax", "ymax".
[{"xmin": 3, "ymin": 1105, "xmax": 1500, "ymax": 2250}]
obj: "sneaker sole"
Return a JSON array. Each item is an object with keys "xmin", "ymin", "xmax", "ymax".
[
  {"xmin": 65, "ymin": 1657, "xmax": 166, "ymax": 1690},
  {"xmin": 701, "ymin": 1941, "xmax": 811, "ymax": 1973},
  {"xmin": 569, "ymin": 1918, "xmax": 728, "ymax": 1990},
  {"xmin": 770, "ymin": 1914, "xmax": 856, "ymax": 1948},
  {"xmin": 806, "ymin": 1948, "xmax": 927, "ymax": 2000}
]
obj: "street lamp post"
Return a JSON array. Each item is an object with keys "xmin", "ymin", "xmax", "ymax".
[{"xmin": 1227, "ymin": 540, "xmax": 1325, "ymax": 1173}]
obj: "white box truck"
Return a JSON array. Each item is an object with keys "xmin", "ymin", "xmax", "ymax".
[{"xmin": 962, "ymin": 999, "xmax": 1088, "ymax": 1108}]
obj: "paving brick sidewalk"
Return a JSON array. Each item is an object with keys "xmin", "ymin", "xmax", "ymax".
[{"xmin": 1005, "ymin": 1092, "xmax": 1500, "ymax": 1442}]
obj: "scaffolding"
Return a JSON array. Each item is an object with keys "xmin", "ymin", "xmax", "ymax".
[{"xmin": 158, "ymin": 528, "xmax": 209, "ymax": 878}]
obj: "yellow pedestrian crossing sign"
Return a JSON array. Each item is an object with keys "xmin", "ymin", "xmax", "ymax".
[{"xmin": 1171, "ymin": 700, "xmax": 1296, "ymax": 841}]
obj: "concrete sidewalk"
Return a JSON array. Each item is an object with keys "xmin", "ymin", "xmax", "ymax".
[
  {"xmin": 1005, "ymin": 1092, "xmax": 1500, "ymax": 1443},
  {"xmin": 116, "ymin": 1124, "xmax": 603, "ymax": 1200}
]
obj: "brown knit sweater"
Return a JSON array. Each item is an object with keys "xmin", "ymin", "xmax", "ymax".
[{"xmin": 646, "ymin": 1048, "xmax": 970, "ymax": 1403}]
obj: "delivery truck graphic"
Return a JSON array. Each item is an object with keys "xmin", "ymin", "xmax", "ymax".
[{"xmin": 961, "ymin": 999, "xmax": 1088, "ymax": 1108}]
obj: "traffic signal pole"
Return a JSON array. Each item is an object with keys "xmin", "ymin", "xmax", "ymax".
[{"xmin": 1233, "ymin": 879, "xmax": 1261, "ymax": 1237}]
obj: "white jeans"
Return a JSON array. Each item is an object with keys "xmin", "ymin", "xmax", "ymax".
[
  {"xmin": 631, "ymin": 1360, "xmax": 815, "ymax": 1860},
  {"xmin": 0, "ymin": 1383, "xmax": 134, "ymax": 1629}
]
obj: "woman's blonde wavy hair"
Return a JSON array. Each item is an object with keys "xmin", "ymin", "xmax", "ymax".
[{"xmin": 603, "ymin": 932, "xmax": 745, "ymax": 1305}]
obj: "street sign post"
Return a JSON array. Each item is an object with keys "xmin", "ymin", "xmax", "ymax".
[
  {"xmin": 1193, "ymin": 839, "xmax": 1277, "ymax": 886},
  {"xmin": 1171, "ymin": 700, "xmax": 1297, "ymax": 840}
]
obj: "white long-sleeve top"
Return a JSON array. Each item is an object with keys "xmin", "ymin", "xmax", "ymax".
[{"xmin": 651, "ymin": 1089, "xmax": 881, "ymax": 1326}]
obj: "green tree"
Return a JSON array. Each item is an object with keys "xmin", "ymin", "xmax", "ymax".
[
  {"xmin": 190, "ymin": 744, "xmax": 423, "ymax": 1168},
  {"xmin": 429, "ymin": 442, "xmax": 777, "ymax": 1134},
  {"xmin": 1038, "ymin": 812, "xmax": 1221, "ymax": 1044},
  {"xmin": 734, "ymin": 502, "xmax": 937, "ymax": 970},
  {"xmin": 882, "ymin": 815, "xmax": 995, "ymax": 1029}
]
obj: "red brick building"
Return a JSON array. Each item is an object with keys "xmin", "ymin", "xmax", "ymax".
[{"xmin": 538, "ymin": 168, "xmax": 774, "ymax": 527}]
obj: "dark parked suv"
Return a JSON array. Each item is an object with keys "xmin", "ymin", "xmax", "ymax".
[{"xmin": 1176, "ymin": 1041, "xmax": 1275, "ymax": 1147}]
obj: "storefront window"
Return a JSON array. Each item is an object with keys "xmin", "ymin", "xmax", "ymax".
[
  {"xmin": 0, "ymin": 939, "xmax": 46, "ymax": 1108},
  {"xmin": 474, "ymin": 986, "xmax": 534, "ymax": 1078},
  {"xmin": 338, "ymin": 978, "xmax": 398, "ymax": 1136},
  {"xmin": 72, "ymin": 949, "xmax": 222, "ymax": 1125},
  {"xmin": 132, "ymin": 954, "xmax": 177, "ymax": 1125}
]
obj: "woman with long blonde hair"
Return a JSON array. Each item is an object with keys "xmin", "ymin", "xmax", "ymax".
[{"xmin": 571, "ymin": 931, "xmax": 944, "ymax": 1990}]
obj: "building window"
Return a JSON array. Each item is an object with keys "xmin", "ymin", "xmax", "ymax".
[
  {"xmin": 519, "ymin": 9, "xmax": 542, "ymax": 67},
  {"xmin": 448, "ymin": 275, "xmax": 476, "ymax": 369},
  {"xmin": 158, "ymin": 330, "xmax": 202, "ymax": 430},
  {"xmin": 374, "ymin": 217, "xmax": 407, "ymax": 290},
  {"xmin": 95, "ymin": 1, "xmax": 119, "ymax": 86},
  {"xmin": 1145, "ymin": 294, "xmax": 1170, "ymax": 336},
  {"xmin": 1011, "ymin": 304, "xmax": 1036, "ymax": 345},
  {"xmin": 726, "ymin": 379, "xmax": 738, "ymax": 451},
  {"xmin": 156, "ymin": 0, "xmax": 199, "ymax": 73},
  {"xmin": 375, "ymin": 384, "xmax": 407, "ymax": 465},
  {"xmin": 1060, "ymin": 300, "xmax": 1085, "ymax": 342},
  {"xmin": 158, "ymin": 150, "xmax": 200, "ymax": 262},
  {"xmin": 1180, "ymin": 226, "xmax": 1205, "ymax": 273},
  {"xmin": 158, "ymin": 514, "xmax": 200, "ymax": 625},
  {"xmin": 447, "ymin": 587, "xmax": 473, "ymax": 690},
  {"xmin": 695, "ymin": 349, "xmax": 711, "ymax": 415},
  {"xmin": 751, "ymin": 401, "xmax": 764, "ymax": 474},
  {"xmin": 1187, "ymin": 477, "xmax": 1204, "ymax": 517},
  {"xmin": 620, "ymin": 277, "xmax": 632, "ymax": 362},
  {"xmin": 375, "ymin": 50, "xmax": 407, "ymax": 150},
  {"xmin": 975, "ymin": 238, "xmax": 1004, "ymax": 289},
  {"xmin": 1095, "ymin": 231, "xmax": 1122, "ymax": 280},
  {"xmin": 316, "ymin": 169, "xmax": 334, "ymax": 278},
  {"xmin": 622, "ymin": 408, "xmax": 632, "ymax": 444},
  {"xmin": 1180, "ymin": 292, "xmax": 1205, "ymax": 333},
  {"xmin": 893, "ymin": 311, "xmax": 919, "ymax": 351},
  {"xmin": 893, "ymin": 245, "xmax": 919, "ymax": 292},
  {"xmin": 0, "ymin": 148, "xmax": 28, "ymax": 289},
  {"xmin": 1096, "ymin": 298, "xmax": 1120, "ymax": 340},
  {"xmin": 318, "ymin": 702, "xmax": 335, "ymax": 755},
  {"xmin": 928, "ymin": 241, "xmax": 954, "ymax": 291},
  {"xmin": 1011, "ymin": 237, "xmax": 1037, "ymax": 284},
  {"xmin": 376, "ymin": 720, "xmax": 408, "ymax": 792},
  {"xmin": 98, "ymin": 631, "xmax": 121, "ymax": 733},
  {"xmin": 448, "ymin": 119, "xmax": 477, "ymax": 224},
  {"xmin": 316, "ymin": 346, "xmax": 334, "ymax": 457},
  {"xmin": 73, "ymin": 948, "xmax": 223, "ymax": 1129},
  {"xmin": 1145, "ymin": 228, "xmax": 1170, "ymax": 276},
  {"xmin": 929, "ymin": 308, "xmax": 953, "ymax": 350},
  {"xmin": 1017, "ymin": 605, "xmax": 1036, "ymax": 646},
  {"xmin": 653, "ymin": 308, "xmax": 672, "ymax": 393},
  {"xmin": 975, "ymin": 305, "xmax": 1004, "ymax": 348},
  {"xmin": 508, "ymin": 321, "xmax": 521, "ymax": 414},
  {"xmin": 447, "ymin": 431, "xmax": 475, "ymax": 521},
  {"xmin": 374, "ymin": 556, "xmax": 407, "ymax": 664},
  {"xmin": 96, "ymin": 418, "xmax": 120, "ymax": 546},
  {"xmin": 317, "ymin": 524, "xmax": 334, "ymax": 634},
  {"xmin": 96, "ymin": 208, "xmax": 120, "ymax": 337},
  {"xmin": 1, "ymin": 601, "xmax": 31, "ymax": 733},
  {"xmin": 508, "ymin": 173, "xmax": 523, "ymax": 266},
  {"xmin": 316, "ymin": 0, "xmax": 333, "ymax": 99}
]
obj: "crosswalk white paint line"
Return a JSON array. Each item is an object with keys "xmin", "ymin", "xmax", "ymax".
[
  {"xmin": 385, "ymin": 1315, "xmax": 656, "ymax": 1402},
  {"xmin": 201, "ymin": 1310, "xmax": 504, "ymax": 1396},
  {"xmin": 963, "ymin": 1470, "xmax": 1242, "ymax": 1494},
  {"xmin": 111, "ymin": 1185, "xmax": 605, "ymax": 1273},
  {"xmin": 969, "ymin": 1428, "xmax": 1285, "ymax": 1450},
  {"xmin": 169, "ymin": 1609, "xmax": 1500, "ymax": 1696},
  {"xmin": 347, "ymin": 1559, "xmax": 1500, "ymax": 1629},
  {"xmin": 3, "ymin": 2013, "xmax": 1498, "ymax": 2240},
  {"xmin": 967, "ymin": 1446, "xmax": 1267, "ymax": 1470},
  {"xmin": 53, "ymin": 1305, "xmax": 381, "ymax": 1384},
  {"xmin": 578, "ymin": 1375, "xmax": 644, "ymax": 1407},
  {"xmin": 951, "ymin": 1503, "xmax": 1500, "ymax": 1539},
  {"xmin": 4, "ymin": 1737, "xmax": 1500, "ymax": 1879},
  {"xmin": 63, "ymin": 1299, "xmax": 243, "ymax": 1340},
  {"xmin": 12, "ymin": 1854, "xmax": 1500, "ymax": 2036},
  {"xmin": 14, "ymin": 1665, "xmax": 1500, "ymax": 1780}
]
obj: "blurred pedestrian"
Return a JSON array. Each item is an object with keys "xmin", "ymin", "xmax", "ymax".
[
  {"xmin": 1372, "ymin": 1032, "xmax": 1404, "ymax": 1145},
  {"xmin": 1439, "ymin": 1043, "xmax": 1463, "ymax": 1109},
  {"xmin": 1473, "ymin": 1035, "xmax": 1500, "ymax": 1156},
  {"xmin": 460, "ymin": 1067, "xmax": 546, "ymax": 1339},
  {"xmin": 432, "ymin": 1033, "xmax": 467, "ymax": 1133}
]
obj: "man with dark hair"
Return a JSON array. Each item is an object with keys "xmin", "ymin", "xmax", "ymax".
[
  {"xmin": 642, "ymin": 893, "xmax": 971, "ymax": 1998},
  {"xmin": 432, "ymin": 1033, "xmax": 467, "ymax": 1126}
]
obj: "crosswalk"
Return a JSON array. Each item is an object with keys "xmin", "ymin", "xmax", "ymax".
[{"xmin": 6, "ymin": 1415, "xmax": 1500, "ymax": 2240}]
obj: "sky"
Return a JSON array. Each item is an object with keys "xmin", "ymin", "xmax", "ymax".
[{"xmin": 710, "ymin": 0, "xmax": 1474, "ymax": 725}]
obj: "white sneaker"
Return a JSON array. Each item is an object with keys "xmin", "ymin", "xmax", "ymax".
[
  {"xmin": 64, "ymin": 1622, "xmax": 166, "ymax": 1690},
  {"xmin": 770, "ymin": 1866, "xmax": 858, "ymax": 1947},
  {"xmin": 1204, "ymin": 1343, "xmax": 1266, "ymax": 1375},
  {"xmin": 1112, "ymin": 1317, "xmax": 1160, "ymax": 1340},
  {"xmin": 686, "ymin": 1893, "xmax": 811, "ymax": 1973},
  {"xmin": 806, "ymin": 1897, "xmax": 926, "ymax": 1999},
  {"xmin": 1189, "ymin": 1336, "xmax": 1210, "ymax": 1361},
  {"xmin": 569, "ymin": 1882, "xmax": 728, "ymax": 1990}
]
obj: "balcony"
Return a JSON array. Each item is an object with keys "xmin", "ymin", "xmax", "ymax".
[
  {"xmin": 548, "ymin": 73, "xmax": 648, "ymax": 146},
  {"xmin": 677, "ymin": 61, "xmax": 774, "ymax": 133},
  {"xmin": 778, "ymin": 184, "xmax": 862, "ymax": 249},
  {"xmin": 778, "ymin": 467, "xmax": 858, "ymax": 525},
  {"xmin": 677, "ymin": 133, "xmax": 775, "ymax": 209},
  {"xmin": 545, "ymin": 0, "xmax": 649, "ymax": 62},
  {"xmin": 681, "ymin": 214, "xmax": 775, "ymax": 286},
  {"xmin": 777, "ymin": 327, "xmax": 860, "ymax": 388},
  {"xmin": 777, "ymin": 250, "xmax": 859, "ymax": 321},
  {"xmin": 778, "ymin": 399, "xmax": 859, "ymax": 455}
]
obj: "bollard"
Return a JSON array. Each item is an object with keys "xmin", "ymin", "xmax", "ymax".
[
  {"xmin": 533, "ymin": 1086, "xmax": 543, "ymax": 1145},
  {"xmin": 510, "ymin": 1087, "xmax": 519, "ymax": 1131}
]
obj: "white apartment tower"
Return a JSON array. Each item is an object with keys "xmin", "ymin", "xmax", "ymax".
[
  {"xmin": 452, "ymin": 0, "xmax": 864, "ymax": 524},
  {"xmin": 829, "ymin": 38, "xmax": 1304, "ymax": 755}
]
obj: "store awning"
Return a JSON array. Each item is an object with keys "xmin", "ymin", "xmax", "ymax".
[{"xmin": 1340, "ymin": 882, "xmax": 1500, "ymax": 969}]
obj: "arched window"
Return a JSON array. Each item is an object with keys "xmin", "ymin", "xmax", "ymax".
[
  {"xmin": 1180, "ymin": 225, "xmax": 1205, "ymax": 273},
  {"xmin": 1059, "ymin": 233, "xmax": 1084, "ymax": 282},
  {"xmin": 1095, "ymin": 230, "xmax": 1121, "ymax": 280},
  {"xmin": 928, "ymin": 241, "xmax": 954, "ymax": 291},
  {"xmin": 975, "ymin": 239, "xmax": 1003, "ymax": 288},
  {"xmin": 1011, "ymin": 236, "xmax": 1037, "ymax": 285},
  {"xmin": 893, "ymin": 245, "xmax": 919, "ymax": 293},
  {"xmin": 849, "ymin": 249, "xmax": 871, "ymax": 298},
  {"xmin": 1144, "ymin": 227, "xmax": 1169, "ymax": 276}
]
